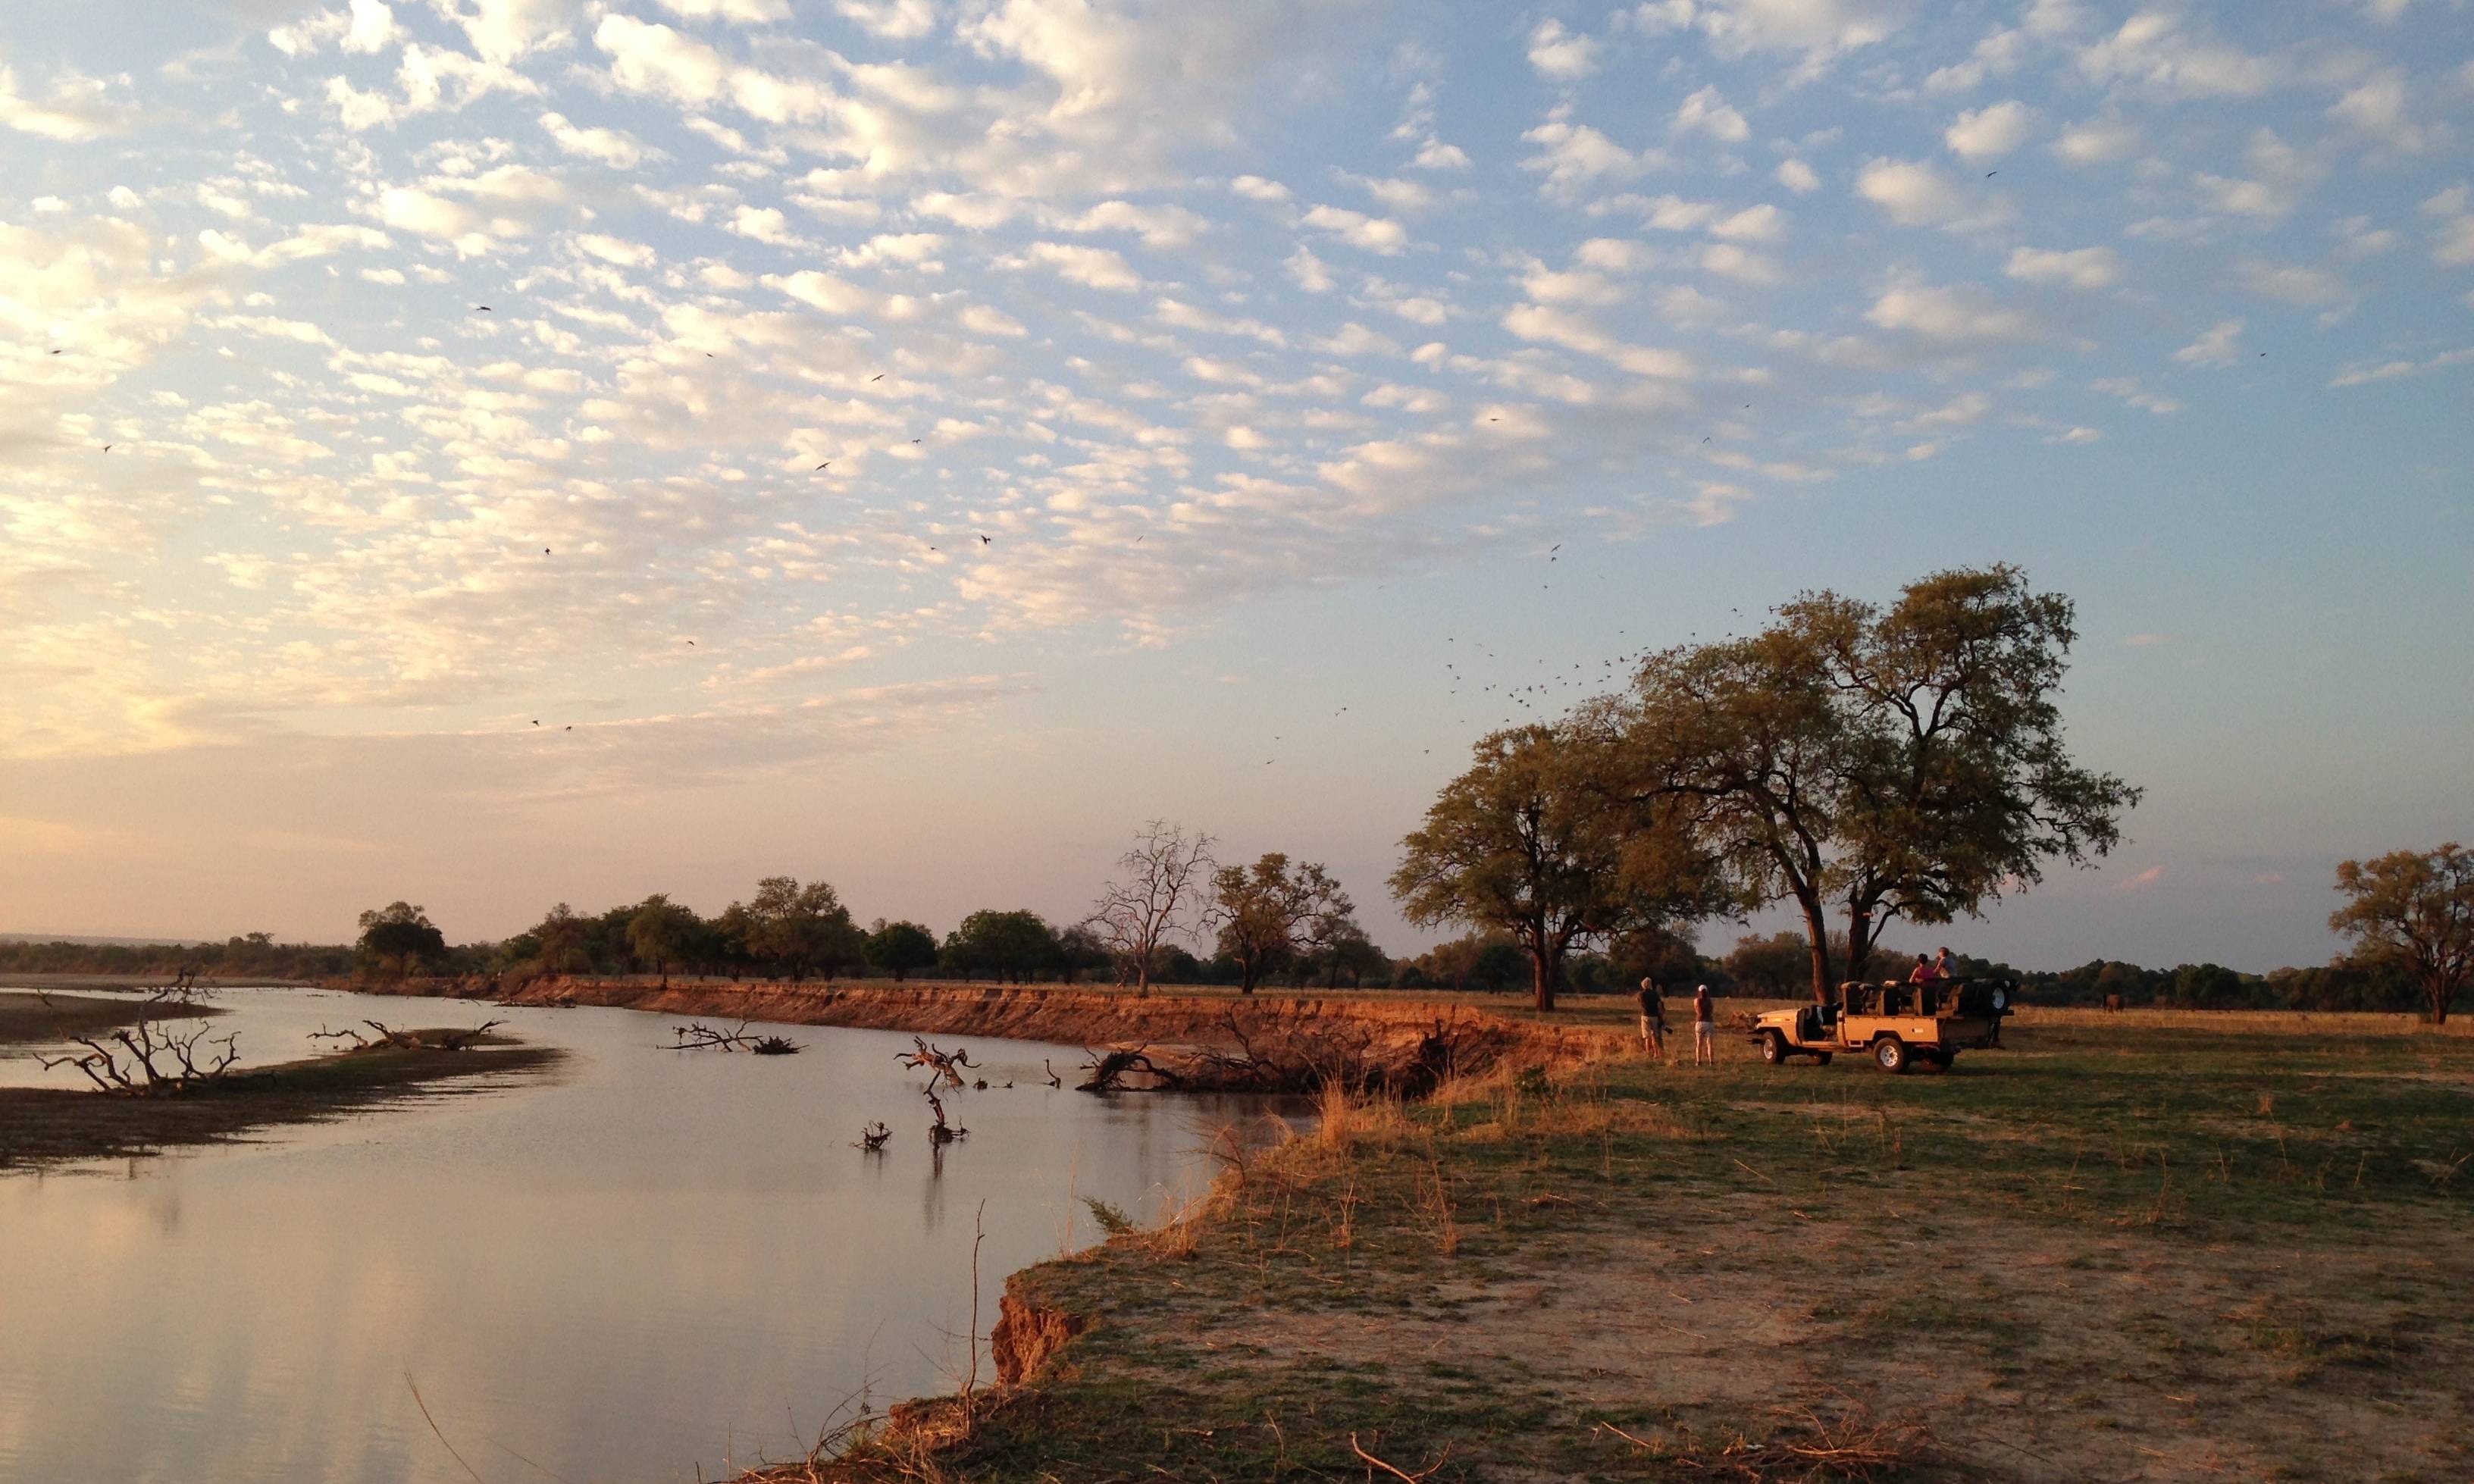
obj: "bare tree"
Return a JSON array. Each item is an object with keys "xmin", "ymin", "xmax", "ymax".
[{"xmin": 1082, "ymin": 819, "xmax": 1216, "ymax": 995}]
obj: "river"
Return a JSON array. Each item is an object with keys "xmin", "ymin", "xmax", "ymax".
[{"xmin": 0, "ymin": 985, "xmax": 1275, "ymax": 1482}]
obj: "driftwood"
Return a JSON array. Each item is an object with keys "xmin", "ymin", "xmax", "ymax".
[
  {"xmin": 925, "ymin": 1087, "xmax": 967, "ymax": 1144},
  {"xmin": 668, "ymin": 1019, "xmax": 803, "ymax": 1054},
  {"xmin": 1078, "ymin": 1044, "xmax": 1181, "ymax": 1093},
  {"xmin": 853, "ymin": 1120, "xmax": 891, "ymax": 1151},
  {"xmin": 310, "ymin": 1019, "xmax": 503, "ymax": 1053},
  {"xmin": 1075, "ymin": 1013, "xmax": 1495, "ymax": 1097},
  {"xmin": 897, "ymin": 1036, "xmax": 979, "ymax": 1087},
  {"xmin": 39, "ymin": 1017, "xmax": 241, "ymax": 1096}
]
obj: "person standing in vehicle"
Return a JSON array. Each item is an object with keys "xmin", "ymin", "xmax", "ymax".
[
  {"xmin": 1932, "ymin": 947, "xmax": 1955, "ymax": 980},
  {"xmin": 1692, "ymin": 983, "xmax": 1716, "ymax": 1067},
  {"xmin": 1636, "ymin": 977, "xmax": 1668, "ymax": 1058}
]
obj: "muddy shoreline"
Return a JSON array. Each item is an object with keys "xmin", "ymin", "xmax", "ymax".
[{"xmin": 340, "ymin": 975, "xmax": 1621, "ymax": 1092}]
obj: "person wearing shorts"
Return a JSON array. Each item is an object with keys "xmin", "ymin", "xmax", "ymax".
[
  {"xmin": 1692, "ymin": 983, "xmax": 1716, "ymax": 1067},
  {"xmin": 1635, "ymin": 978, "xmax": 1667, "ymax": 1057}
]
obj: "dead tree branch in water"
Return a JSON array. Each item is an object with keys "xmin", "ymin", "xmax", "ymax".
[
  {"xmin": 1042, "ymin": 1057, "xmax": 1063, "ymax": 1088},
  {"xmin": 897, "ymin": 1035, "xmax": 979, "ymax": 1087},
  {"xmin": 667, "ymin": 1019, "xmax": 803, "ymax": 1054},
  {"xmin": 1077, "ymin": 1043, "xmax": 1185, "ymax": 1093},
  {"xmin": 853, "ymin": 1120, "xmax": 891, "ymax": 1151},
  {"xmin": 925, "ymin": 1087, "xmax": 967, "ymax": 1144},
  {"xmin": 39, "ymin": 1018, "xmax": 241, "ymax": 1096}
]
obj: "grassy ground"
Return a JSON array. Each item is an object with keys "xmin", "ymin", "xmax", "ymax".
[
  {"xmin": 0, "ymin": 993, "xmax": 559, "ymax": 1170},
  {"xmin": 794, "ymin": 1014, "xmax": 2474, "ymax": 1482}
]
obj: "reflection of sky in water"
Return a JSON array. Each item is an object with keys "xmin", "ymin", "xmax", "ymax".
[{"xmin": 0, "ymin": 988, "xmax": 1279, "ymax": 1482}]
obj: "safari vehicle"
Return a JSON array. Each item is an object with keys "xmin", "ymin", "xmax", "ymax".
[{"xmin": 1749, "ymin": 978, "xmax": 2014, "ymax": 1073}]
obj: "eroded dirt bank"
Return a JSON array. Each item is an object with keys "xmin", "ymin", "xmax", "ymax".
[{"xmin": 341, "ymin": 976, "xmax": 1621, "ymax": 1091}]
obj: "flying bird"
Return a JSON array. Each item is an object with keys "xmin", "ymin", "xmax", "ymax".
[
  {"xmin": 531, "ymin": 720, "xmax": 539, "ymax": 726},
  {"xmin": 979, "ymin": 534, "xmax": 991, "ymax": 545},
  {"xmin": 816, "ymin": 462, "xmax": 831, "ymax": 470},
  {"xmin": 1984, "ymin": 171, "xmax": 1997, "ymax": 178},
  {"xmin": 870, "ymin": 374, "xmax": 885, "ymax": 382},
  {"xmin": 474, "ymin": 305, "xmax": 492, "ymax": 312}
]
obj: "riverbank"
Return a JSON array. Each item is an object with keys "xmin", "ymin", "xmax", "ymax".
[
  {"xmin": 0, "ymin": 991, "xmax": 559, "ymax": 1170},
  {"xmin": 343, "ymin": 975, "xmax": 1624, "ymax": 1092},
  {"xmin": 756, "ymin": 1013, "xmax": 2474, "ymax": 1482}
]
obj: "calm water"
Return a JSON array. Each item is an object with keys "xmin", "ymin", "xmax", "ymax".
[{"xmin": 0, "ymin": 987, "xmax": 1276, "ymax": 1482}]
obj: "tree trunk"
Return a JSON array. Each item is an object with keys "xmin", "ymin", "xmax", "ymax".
[
  {"xmin": 2431, "ymin": 975, "xmax": 2453, "ymax": 1026},
  {"xmin": 1843, "ymin": 899, "xmax": 1877, "ymax": 985},
  {"xmin": 1797, "ymin": 893, "xmax": 1836, "ymax": 1005},
  {"xmin": 1530, "ymin": 946, "xmax": 1557, "ymax": 1013}
]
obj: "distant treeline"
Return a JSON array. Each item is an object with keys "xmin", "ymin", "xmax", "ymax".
[{"xmin": 0, "ymin": 912, "xmax": 2421, "ymax": 1013}]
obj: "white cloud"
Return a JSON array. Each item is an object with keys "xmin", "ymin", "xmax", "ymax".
[
  {"xmin": 1301, "ymin": 204, "xmax": 1408, "ymax": 255},
  {"xmin": 2173, "ymin": 318, "xmax": 2246, "ymax": 368},
  {"xmin": 1672, "ymin": 86, "xmax": 1750, "ymax": 142},
  {"xmin": 2052, "ymin": 114, "xmax": 2140, "ymax": 166},
  {"xmin": 1502, "ymin": 302, "xmax": 1693, "ymax": 377},
  {"xmin": 2076, "ymin": 11, "xmax": 2279, "ymax": 99},
  {"xmin": 1520, "ymin": 117, "xmax": 1658, "ymax": 197},
  {"xmin": 1944, "ymin": 100, "xmax": 2032, "ymax": 161},
  {"xmin": 656, "ymin": 0, "xmax": 793, "ymax": 18},
  {"xmin": 540, "ymin": 111, "xmax": 650, "ymax": 167},
  {"xmin": 0, "ymin": 66, "xmax": 136, "ymax": 140},
  {"xmin": 1693, "ymin": 0, "xmax": 1912, "ymax": 61},
  {"xmin": 2327, "ymin": 73, "xmax": 2438, "ymax": 154},
  {"xmin": 1854, "ymin": 157, "xmax": 2009, "ymax": 230},
  {"xmin": 1774, "ymin": 158, "xmax": 1820, "ymax": 193},
  {"xmin": 1013, "ymin": 240, "xmax": 1144, "ymax": 291},
  {"xmin": 1527, "ymin": 20, "xmax": 1602, "ymax": 80},
  {"xmin": 1865, "ymin": 280, "xmax": 2039, "ymax": 343},
  {"xmin": 2423, "ymin": 186, "xmax": 2474, "ymax": 267},
  {"xmin": 2005, "ymin": 245, "xmax": 2122, "ymax": 290},
  {"xmin": 1230, "ymin": 174, "xmax": 1292, "ymax": 203},
  {"xmin": 835, "ymin": 0, "xmax": 938, "ymax": 39},
  {"xmin": 1284, "ymin": 246, "xmax": 1336, "ymax": 292}
]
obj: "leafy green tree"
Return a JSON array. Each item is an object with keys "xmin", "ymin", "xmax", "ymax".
[
  {"xmin": 532, "ymin": 903, "xmax": 588, "ymax": 975},
  {"xmin": 1605, "ymin": 565, "xmax": 2139, "ymax": 1004},
  {"xmin": 356, "ymin": 901, "xmax": 446, "ymax": 976},
  {"xmin": 1470, "ymin": 941, "xmax": 1528, "ymax": 993},
  {"xmin": 1054, "ymin": 924, "xmax": 1108, "ymax": 985},
  {"xmin": 734, "ymin": 876, "xmax": 863, "ymax": 982},
  {"xmin": 1313, "ymin": 921, "xmax": 1389, "ymax": 989},
  {"xmin": 1392, "ymin": 725, "xmax": 1694, "ymax": 1012},
  {"xmin": 626, "ymin": 894, "xmax": 700, "ymax": 986},
  {"xmin": 1208, "ymin": 853, "xmax": 1354, "ymax": 995},
  {"xmin": 2332, "ymin": 844, "xmax": 2474, "ymax": 1025},
  {"xmin": 941, "ymin": 909, "xmax": 1061, "ymax": 983},
  {"xmin": 863, "ymin": 919, "xmax": 940, "ymax": 982}
]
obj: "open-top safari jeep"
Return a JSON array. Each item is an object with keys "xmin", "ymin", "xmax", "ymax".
[{"xmin": 1749, "ymin": 978, "xmax": 2014, "ymax": 1073}]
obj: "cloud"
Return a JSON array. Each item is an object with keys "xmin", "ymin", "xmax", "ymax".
[
  {"xmin": 1301, "ymin": 204, "xmax": 1408, "ymax": 255},
  {"xmin": 2113, "ymin": 864, "xmax": 2164, "ymax": 891},
  {"xmin": 0, "ymin": 66, "xmax": 137, "ymax": 140},
  {"xmin": 1527, "ymin": 19, "xmax": 1601, "ymax": 80},
  {"xmin": 2424, "ymin": 186, "xmax": 2474, "ymax": 267},
  {"xmin": 1521, "ymin": 117, "xmax": 1659, "ymax": 197},
  {"xmin": 1864, "ymin": 280, "xmax": 2039, "ymax": 343},
  {"xmin": 1693, "ymin": 0, "xmax": 1914, "ymax": 61},
  {"xmin": 2077, "ymin": 11, "xmax": 2281, "ymax": 99},
  {"xmin": 540, "ymin": 111, "xmax": 650, "ymax": 167},
  {"xmin": 2052, "ymin": 114, "xmax": 2140, "ymax": 165},
  {"xmin": 836, "ymin": 0, "xmax": 939, "ymax": 39},
  {"xmin": 2172, "ymin": 318, "xmax": 2246, "ymax": 368},
  {"xmin": 2005, "ymin": 245, "xmax": 2122, "ymax": 290},
  {"xmin": 1944, "ymin": 100, "xmax": 2032, "ymax": 161},
  {"xmin": 1013, "ymin": 240, "xmax": 1145, "ymax": 290},
  {"xmin": 1672, "ymin": 86, "xmax": 1749, "ymax": 142},
  {"xmin": 1502, "ymin": 302, "xmax": 1693, "ymax": 377},
  {"xmin": 2236, "ymin": 259, "xmax": 2348, "ymax": 306},
  {"xmin": 1853, "ymin": 157, "xmax": 2010, "ymax": 230},
  {"xmin": 1774, "ymin": 158, "xmax": 1820, "ymax": 193}
]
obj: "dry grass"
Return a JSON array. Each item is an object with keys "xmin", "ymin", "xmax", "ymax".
[{"xmin": 2011, "ymin": 1004, "xmax": 2471, "ymax": 1035}]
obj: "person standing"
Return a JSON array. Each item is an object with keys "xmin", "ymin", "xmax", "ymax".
[
  {"xmin": 1932, "ymin": 947, "xmax": 1955, "ymax": 980},
  {"xmin": 1692, "ymin": 983, "xmax": 1715, "ymax": 1067},
  {"xmin": 1636, "ymin": 977, "xmax": 1668, "ymax": 1058}
]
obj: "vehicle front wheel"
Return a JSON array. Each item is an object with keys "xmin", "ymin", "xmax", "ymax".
[
  {"xmin": 1874, "ymin": 1037, "xmax": 1909, "ymax": 1074},
  {"xmin": 1758, "ymin": 1031, "xmax": 1787, "ymax": 1065}
]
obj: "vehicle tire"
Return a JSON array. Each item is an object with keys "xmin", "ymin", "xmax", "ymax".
[
  {"xmin": 1813, "ymin": 1052, "xmax": 1834, "ymax": 1066},
  {"xmin": 1758, "ymin": 1031, "xmax": 1787, "ymax": 1065},
  {"xmin": 1921, "ymin": 1050, "xmax": 1951, "ymax": 1072},
  {"xmin": 1874, "ymin": 1036, "xmax": 1909, "ymax": 1074}
]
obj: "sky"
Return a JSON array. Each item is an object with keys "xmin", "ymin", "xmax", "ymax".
[{"xmin": 1, "ymin": 0, "xmax": 2469, "ymax": 972}]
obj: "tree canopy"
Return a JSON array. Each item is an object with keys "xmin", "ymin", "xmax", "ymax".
[
  {"xmin": 355, "ymin": 901, "xmax": 445, "ymax": 975},
  {"xmin": 1601, "ymin": 564, "xmax": 2138, "ymax": 1003},
  {"xmin": 941, "ymin": 909, "xmax": 1060, "ymax": 982},
  {"xmin": 1391, "ymin": 725, "xmax": 1699, "ymax": 1011},
  {"xmin": 2332, "ymin": 844, "xmax": 2474, "ymax": 1025},
  {"xmin": 1208, "ymin": 853, "xmax": 1354, "ymax": 995},
  {"xmin": 863, "ymin": 919, "xmax": 941, "ymax": 982}
]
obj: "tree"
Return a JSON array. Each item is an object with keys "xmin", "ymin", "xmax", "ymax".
[
  {"xmin": 1314, "ymin": 921, "xmax": 1389, "ymax": 989},
  {"xmin": 1208, "ymin": 853, "xmax": 1354, "ymax": 995},
  {"xmin": 941, "ymin": 910, "xmax": 1061, "ymax": 983},
  {"xmin": 1054, "ymin": 924, "xmax": 1108, "ymax": 985},
  {"xmin": 1083, "ymin": 820, "xmax": 1216, "ymax": 994},
  {"xmin": 734, "ymin": 876, "xmax": 862, "ymax": 982},
  {"xmin": 626, "ymin": 894, "xmax": 700, "ymax": 986},
  {"xmin": 863, "ymin": 919, "xmax": 940, "ymax": 982},
  {"xmin": 2331, "ymin": 844, "xmax": 2474, "ymax": 1025},
  {"xmin": 1607, "ymin": 565, "xmax": 2140, "ymax": 1005},
  {"xmin": 1391, "ymin": 726, "xmax": 1696, "ymax": 1012},
  {"xmin": 357, "ymin": 901, "xmax": 446, "ymax": 976}
]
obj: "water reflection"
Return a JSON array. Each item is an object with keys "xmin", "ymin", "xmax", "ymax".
[{"xmin": 0, "ymin": 987, "xmax": 1278, "ymax": 1484}]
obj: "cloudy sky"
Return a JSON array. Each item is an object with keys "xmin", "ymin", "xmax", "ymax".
[{"xmin": 2, "ymin": 0, "xmax": 2467, "ymax": 969}]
